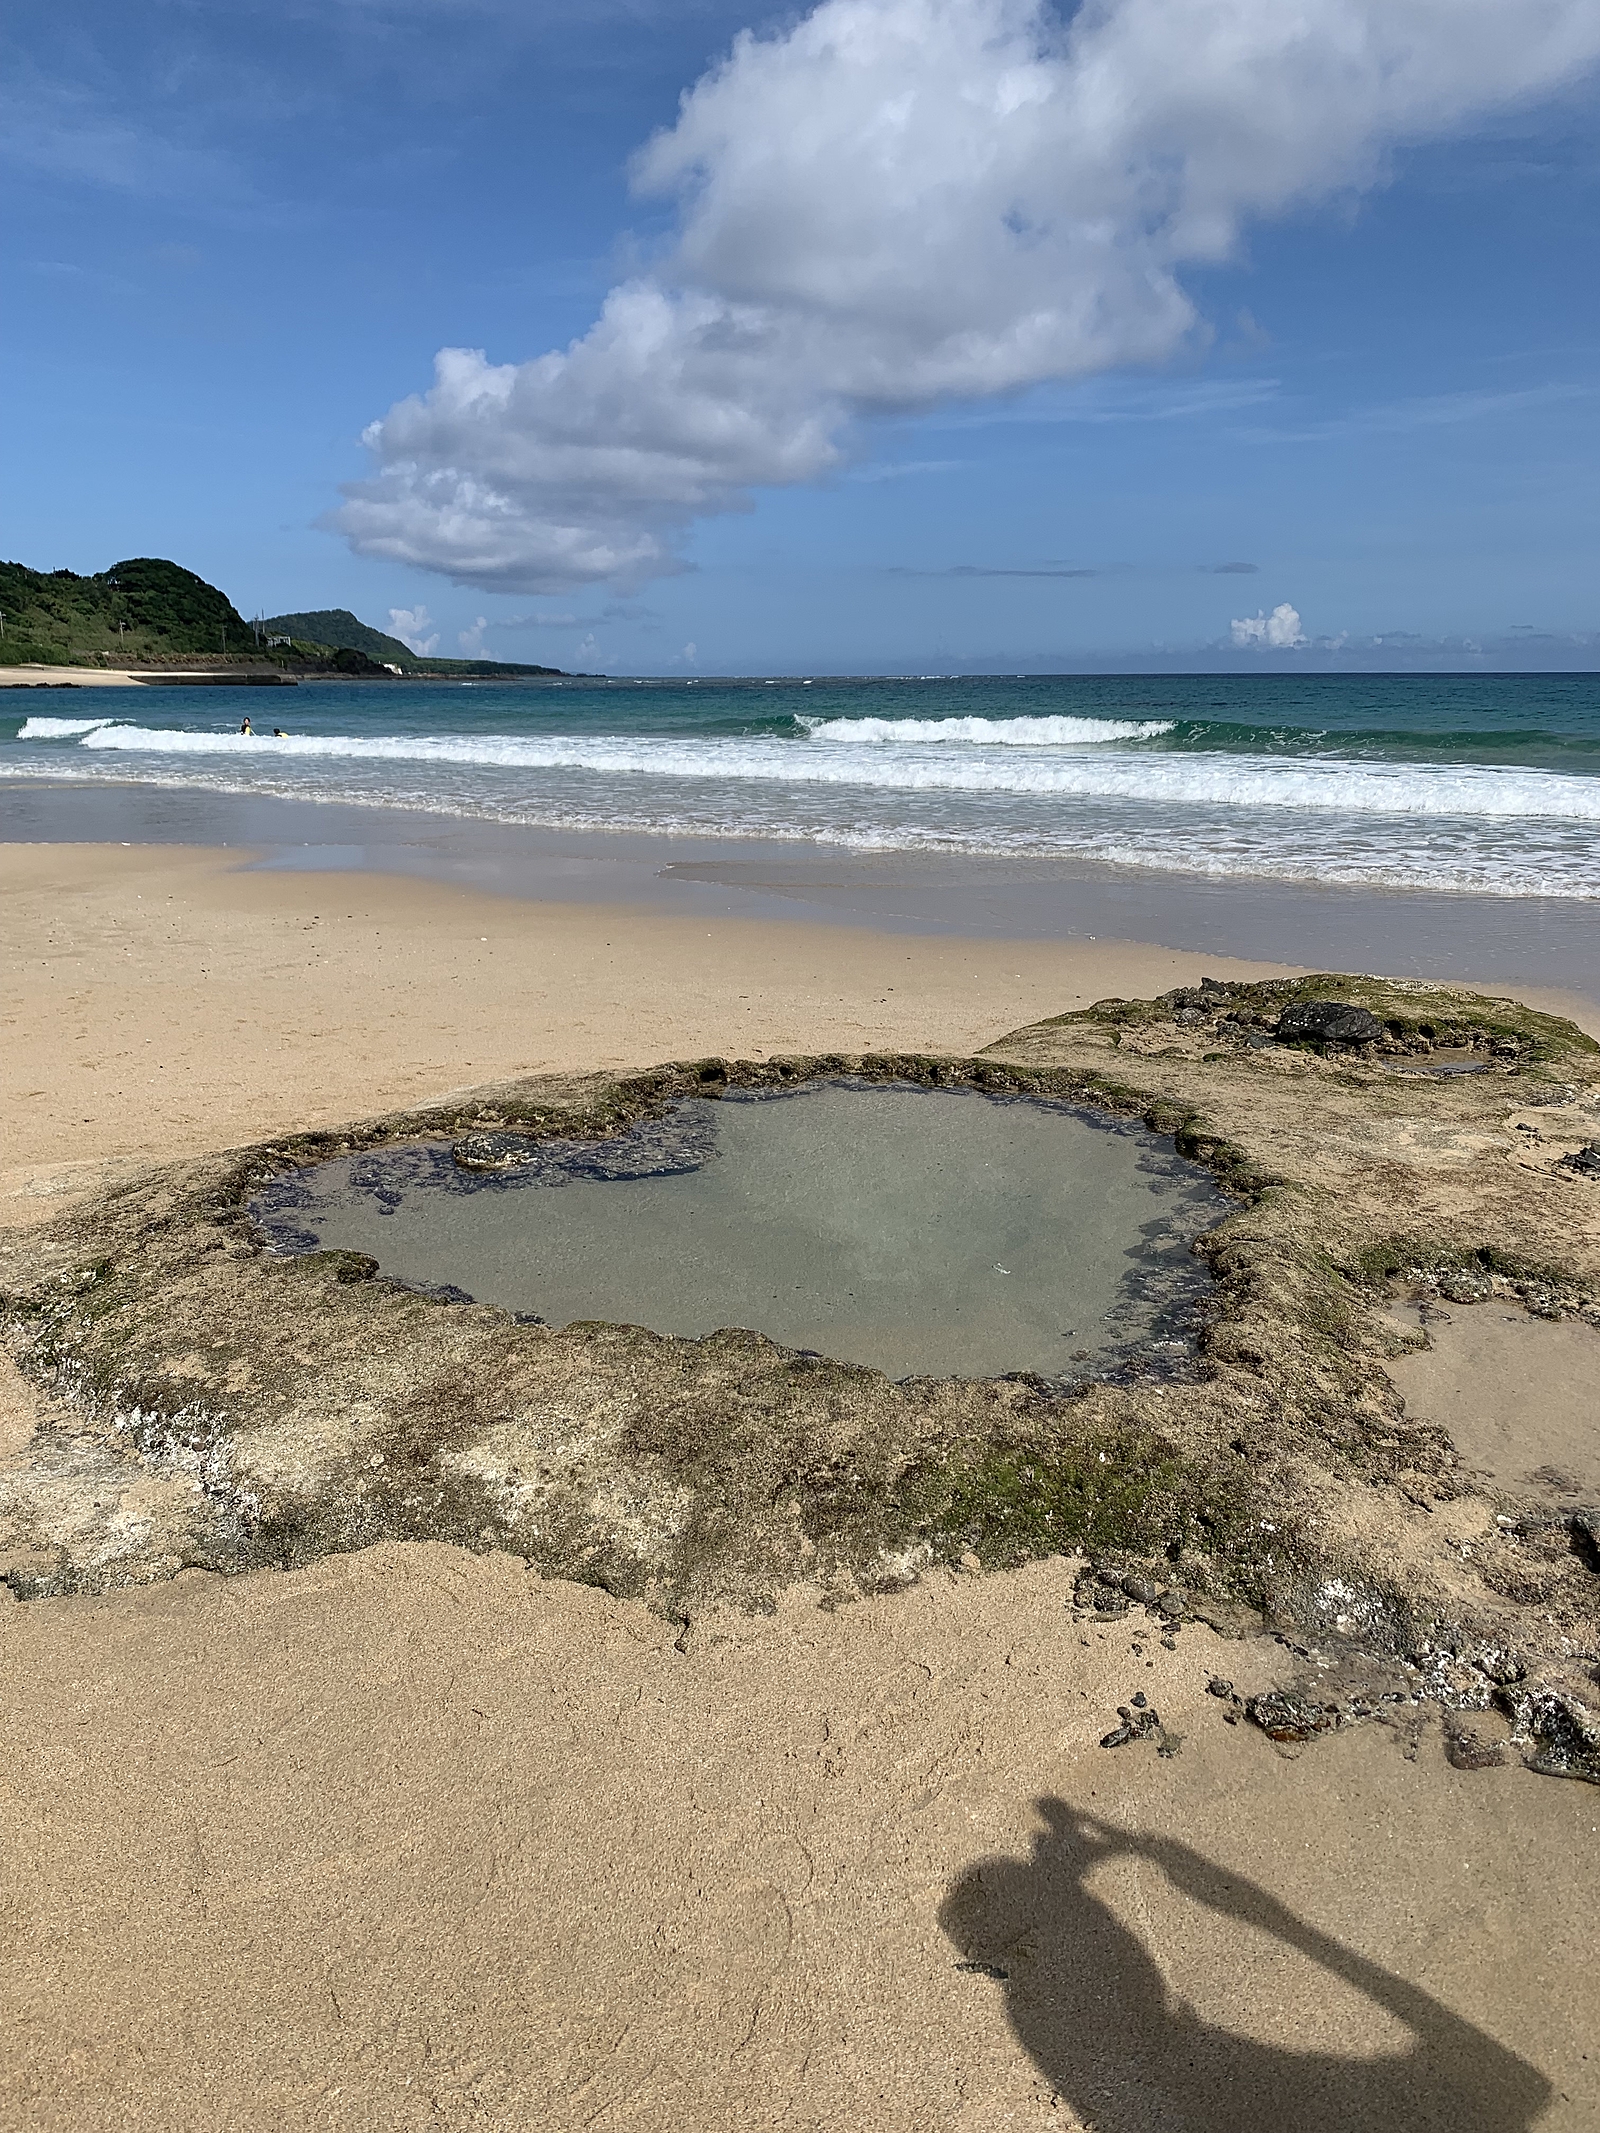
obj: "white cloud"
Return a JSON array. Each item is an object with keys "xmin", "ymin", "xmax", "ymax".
[
  {"xmin": 388, "ymin": 603, "xmax": 439, "ymax": 654},
  {"xmin": 1231, "ymin": 601, "xmax": 1307, "ymax": 649},
  {"xmin": 337, "ymin": 0, "xmax": 1600, "ymax": 593},
  {"xmin": 458, "ymin": 614, "xmax": 490, "ymax": 653},
  {"xmin": 572, "ymin": 631, "xmax": 619, "ymax": 670}
]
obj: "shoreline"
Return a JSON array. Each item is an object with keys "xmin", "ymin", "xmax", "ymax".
[
  {"xmin": 4, "ymin": 776, "xmax": 1599, "ymax": 1018},
  {"xmin": 0, "ymin": 836, "xmax": 1307, "ymax": 1210}
]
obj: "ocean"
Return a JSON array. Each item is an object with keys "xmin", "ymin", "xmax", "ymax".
[{"xmin": 5, "ymin": 671, "xmax": 1598, "ymax": 901}]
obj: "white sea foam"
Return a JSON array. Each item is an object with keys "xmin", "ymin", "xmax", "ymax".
[
  {"xmin": 16, "ymin": 715, "xmax": 120, "ymax": 738},
  {"xmin": 70, "ymin": 722, "xmax": 1600, "ymax": 823},
  {"xmin": 801, "ymin": 714, "xmax": 1173, "ymax": 745},
  {"xmin": 9, "ymin": 754, "xmax": 1596, "ymax": 898}
]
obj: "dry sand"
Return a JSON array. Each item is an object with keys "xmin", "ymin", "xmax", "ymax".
[
  {"xmin": 4, "ymin": 1545, "xmax": 1595, "ymax": 2133},
  {"xmin": 0, "ymin": 840, "xmax": 1300, "ymax": 1215},
  {"xmin": 0, "ymin": 667, "xmax": 209, "ymax": 688},
  {"xmin": 3, "ymin": 837, "xmax": 1598, "ymax": 2130}
]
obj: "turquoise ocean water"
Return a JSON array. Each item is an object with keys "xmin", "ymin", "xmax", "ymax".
[{"xmin": 5, "ymin": 671, "xmax": 1598, "ymax": 899}]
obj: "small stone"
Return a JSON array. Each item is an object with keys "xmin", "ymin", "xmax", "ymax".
[
  {"xmin": 958, "ymin": 1550, "xmax": 983, "ymax": 1574},
  {"xmin": 1099, "ymin": 1703, "xmax": 1163, "ymax": 1749},
  {"xmin": 1131, "ymin": 1691, "xmax": 1148, "ymax": 1708},
  {"xmin": 1246, "ymin": 1690, "xmax": 1343, "ymax": 1744}
]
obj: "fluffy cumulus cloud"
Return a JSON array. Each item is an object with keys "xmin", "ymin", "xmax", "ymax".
[
  {"xmin": 336, "ymin": 0, "xmax": 1600, "ymax": 593},
  {"xmin": 388, "ymin": 604, "xmax": 439, "ymax": 655},
  {"xmin": 1231, "ymin": 601, "xmax": 1307, "ymax": 648}
]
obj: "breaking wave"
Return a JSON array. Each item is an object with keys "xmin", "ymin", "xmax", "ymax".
[
  {"xmin": 17, "ymin": 715, "xmax": 120, "ymax": 738},
  {"xmin": 62, "ymin": 720, "xmax": 1600, "ymax": 823},
  {"xmin": 800, "ymin": 713, "xmax": 1173, "ymax": 744}
]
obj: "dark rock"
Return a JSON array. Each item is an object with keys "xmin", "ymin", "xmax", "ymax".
[
  {"xmin": 1120, "ymin": 1573, "xmax": 1161, "ymax": 1606},
  {"xmin": 1245, "ymin": 1689, "xmax": 1344, "ymax": 1743},
  {"xmin": 1501, "ymin": 1686, "xmax": 1600, "ymax": 1784},
  {"xmin": 1556, "ymin": 1142, "xmax": 1600, "ymax": 1181},
  {"xmin": 1100, "ymin": 1703, "xmax": 1162, "ymax": 1748},
  {"xmin": 1220, "ymin": 1017, "xmax": 1277, "ymax": 1049},
  {"xmin": 1075, "ymin": 1569, "xmax": 1130, "ymax": 1617},
  {"xmin": 453, "ymin": 1106, "xmax": 720, "ymax": 1182},
  {"xmin": 1206, "ymin": 1676, "xmax": 1236, "ymax": 1701},
  {"xmin": 453, "ymin": 1130, "xmax": 547, "ymax": 1173},
  {"xmin": 1438, "ymin": 1268, "xmax": 1494, "ymax": 1304},
  {"xmin": 1567, "ymin": 1508, "xmax": 1600, "ymax": 1573},
  {"xmin": 1275, "ymin": 1000, "xmax": 1385, "ymax": 1051}
]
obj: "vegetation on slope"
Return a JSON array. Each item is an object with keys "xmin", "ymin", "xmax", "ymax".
[
  {"xmin": 0, "ymin": 561, "xmax": 569, "ymax": 677},
  {"xmin": 0, "ymin": 557, "xmax": 260, "ymax": 665},
  {"xmin": 260, "ymin": 607, "xmax": 564, "ymax": 677}
]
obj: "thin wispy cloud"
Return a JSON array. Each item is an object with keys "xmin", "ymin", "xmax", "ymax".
[
  {"xmin": 928, "ymin": 376, "xmax": 1284, "ymax": 431},
  {"xmin": 0, "ymin": 79, "xmax": 238, "ymax": 202},
  {"xmin": 1238, "ymin": 381, "xmax": 1593, "ymax": 444},
  {"xmin": 951, "ymin": 564, "xmax": 1102, "ymax": 579},
  {"xmin": 335, "ymin": 0, "xmax": 1600, "ymax": 593},
  {"xmin": 1204, "ymin": 562, "xmax": 1259, "ymax": 575},
  {"xmin": 848, "ymin": 459, "xmax": 963, "ymax": 482}
]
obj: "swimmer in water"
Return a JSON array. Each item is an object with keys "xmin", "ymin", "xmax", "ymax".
[
  {"xmin": 239, "ymin": 716, "xmax": 253, "ymax": 735},
  {"xmin": 272, "ymin": 727, "xmax": 288, "ymax": 738}
]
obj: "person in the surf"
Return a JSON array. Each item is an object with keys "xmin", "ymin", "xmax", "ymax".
[
  {"xmin": 272, "ymin": 727, "xmax": 288, "ymax": 737},
  {"xmin": 239, "ymin": 716, "xmax": 253, "ymax": 736}
]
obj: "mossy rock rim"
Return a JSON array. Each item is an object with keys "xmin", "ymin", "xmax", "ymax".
[{"xmin": 1024, "ymin": 973, "xmax": 1596, "ymax": 1064}]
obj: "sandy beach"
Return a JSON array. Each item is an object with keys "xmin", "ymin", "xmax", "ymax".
[
  {"xmin": 3, "ymin": 827, "xmax": 1598, "ymax": 2131},
  {"xmin": 0, "ymin": 838, "xmax": 1317, "ymax": 1217}
]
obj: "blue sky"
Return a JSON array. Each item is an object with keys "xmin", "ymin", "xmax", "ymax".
[{"xmin": 5, "ymin": 0, "xmax": 1600, "ymax": 673}]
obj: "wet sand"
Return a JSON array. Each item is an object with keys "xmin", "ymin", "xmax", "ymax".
[
  {"xmin": 1389, "ymin": 1306, "xmax": 1600, "ymax": 1503},
  {"xmin": 5, "ymin": 776, "xmax": 1600, "ymax": 1000}
]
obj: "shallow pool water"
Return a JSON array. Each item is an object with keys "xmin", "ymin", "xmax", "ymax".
[{"xmin": 252, "ymin": 1083, "xmax": 1227, "ymax": 1382}]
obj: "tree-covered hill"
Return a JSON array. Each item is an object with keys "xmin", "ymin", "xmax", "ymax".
[
  {"xmin": 0, "ymin": 563, "xmax": 568, "ymax": 675},
  {"xmin": 0, "ymin": 557, "xmax": 259, "ymax": 664},
  {"xmin": 260, "ymin": 609, "xmax": 421, "ymax": 666},
  {"xmin": 261, "ymin": 606, "xmax": 563, "ymax": 677}
]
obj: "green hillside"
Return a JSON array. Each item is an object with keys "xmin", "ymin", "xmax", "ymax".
[
  {"xmin": 261, "ymin": 606, "xmax": 563, "ymax": 677},
  {"xmin": 260, "ymin": 609, "xmax": 419, "ymax": 665},
  {"xmin": 0, "ymin": 557, "xmax": 260, "ymax": 665},
  {"xmin": 0, "ymin": 564, "xmax": 569, "ymax": 676}
]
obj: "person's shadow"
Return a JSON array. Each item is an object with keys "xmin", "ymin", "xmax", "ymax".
[{"xmin": 939, "ymin": 1801, "xmax": 1552, "ymax": 2132}]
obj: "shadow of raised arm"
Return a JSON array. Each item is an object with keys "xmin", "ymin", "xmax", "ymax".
[{"xmin": 940, "ymin": 1798, "xmax": 1553, "ymax": 2133}]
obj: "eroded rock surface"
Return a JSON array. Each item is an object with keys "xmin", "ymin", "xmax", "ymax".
[{"xmin": 2, "ymin": 973, "xmax": 1597, "ymax": 1780}]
